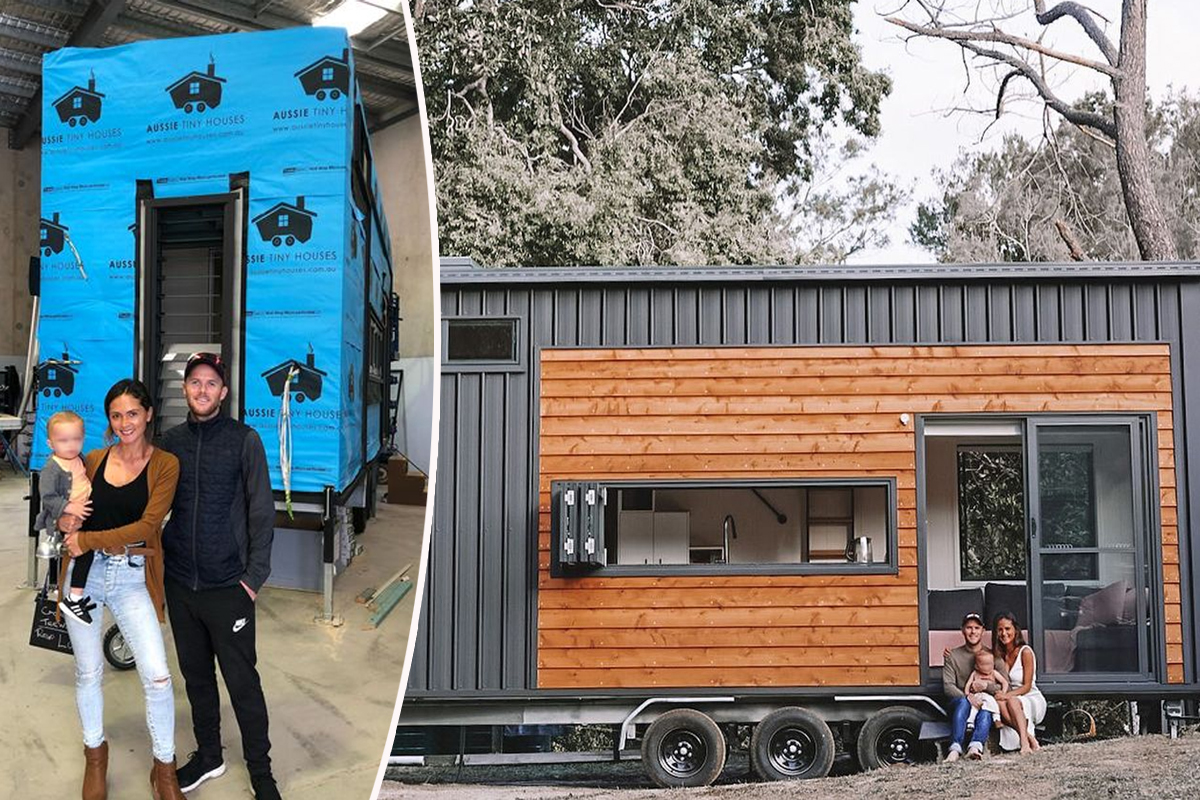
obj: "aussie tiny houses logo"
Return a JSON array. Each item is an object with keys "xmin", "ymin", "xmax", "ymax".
[
  {"xmin": 262, "ymin": 348, "xmax": 326, "ymax": 404},
  {"xmin": 51, "ymin": 71, "xmax": 103, "ymax": 127},
  {"xmin": 295, "ymin": 49, "xmax": 350, "ymax": 101},
  {"xmin": 166, "ymin": 57, "xmax": 226, "ymax": 113},
  {"xmin": 36, "ymin": 347, "xmax": 80, "ymax": 398},
  {"xmin": 40, "ymin": 213, "xmax": 68, "ymax": 256},
  {"xmin": 252, "ymin": 196, "xmax": 317, "ymax": 247}
]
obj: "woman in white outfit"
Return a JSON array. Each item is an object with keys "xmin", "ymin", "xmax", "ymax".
[{"xmin": 992, "ymin": 612, "xmax": 1046, "ymax": 754}]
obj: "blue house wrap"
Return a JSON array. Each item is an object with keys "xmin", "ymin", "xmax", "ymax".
[{"xmin": 35, "ymin": 27, "xmax": 395, "ymax": 496}]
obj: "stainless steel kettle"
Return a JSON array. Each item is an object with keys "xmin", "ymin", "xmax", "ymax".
[{"xmin": 846, "ymin": 536, "xmax": 873, "ymax": 564}]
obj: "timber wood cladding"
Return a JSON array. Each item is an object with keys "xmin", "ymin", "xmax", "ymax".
[{"xmin": 536, "ymin": 344, "xmax": 1183, "ymax": 689}]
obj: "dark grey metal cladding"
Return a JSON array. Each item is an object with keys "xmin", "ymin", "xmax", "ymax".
[{"xmin": 409, "ymin": 268, "xmax": 1198, "ymax": 697}]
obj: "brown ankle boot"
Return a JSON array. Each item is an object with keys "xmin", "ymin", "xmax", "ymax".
[
  {"xmin": 149, "ymin": 757, "xmax": 186, "ymax": 800},
  {"xmin": 82, "ymin": 741, "xmax": 108, "ymax": 800}
]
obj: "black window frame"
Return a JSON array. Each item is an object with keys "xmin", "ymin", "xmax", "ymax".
[
  {"xmin": 441, "ymin": 316, "xmax": 523, "ymax": 372},
  {"xmin": 561, "ymin": 477, "xmax": 899, "ymax": 577}
]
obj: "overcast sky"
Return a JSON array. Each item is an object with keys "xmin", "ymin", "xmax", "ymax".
[{"xmin": 848, "ymin": 0, "xmax": 1197, "ymax": 264}]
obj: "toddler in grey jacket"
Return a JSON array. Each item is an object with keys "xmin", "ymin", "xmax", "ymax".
[{"xmin": 37, "ymin": 410, "xmax": 95, "ymax": 623}]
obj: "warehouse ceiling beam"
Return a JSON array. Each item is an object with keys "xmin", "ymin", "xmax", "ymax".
[
  {"xmin": 367, "ymin": 98, "xmax": 418, "ymax": 134},
  {"xmin": 8, "ymin": 0, "xmax": 126, "ymax": 150},
  {"xmin": 157, "ymin": 0, "xmax": 413, "ymax": 75},
  {"xmin": 0, "ymin": 14, "xmax": 71, "ymax": 49},
  {"xmin": 0, "ymin": 75, "xmax": 38, "ymax": 99},
  {"xmin": 0, "ymin": 48, "xmax": 42, "ymax": 76}
]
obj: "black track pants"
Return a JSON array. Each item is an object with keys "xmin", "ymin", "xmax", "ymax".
[{"xmin": 165, "ymin": 576, "xmax": 272, "ymax": 777}]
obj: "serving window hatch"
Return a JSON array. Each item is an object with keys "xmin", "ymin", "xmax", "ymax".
[{"xmin": 550, "ymin": 479, "xmax": 896, "ymax": 576}]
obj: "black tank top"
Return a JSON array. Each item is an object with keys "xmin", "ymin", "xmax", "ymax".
[{"xmin": 81, "ymin": 449, "xmax": 150, "ymax": 537}]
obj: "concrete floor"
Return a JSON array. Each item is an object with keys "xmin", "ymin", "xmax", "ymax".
[{"xmin": 0, "ymin": 467, "xmax": 423, "ymax": 799}]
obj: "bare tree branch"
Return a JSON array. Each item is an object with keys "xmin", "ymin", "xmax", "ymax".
[
  {"xmin": 886, "ymin": 16, "xmax": 1120, "ymax": 77},
  {"xmin": 1055, "ymin": 218, "xmax": 1087, "ymax": 259},
  {"xmin": 947, "ymin": 36, "xmax": 1117, "ymax": 138},
  {"xmin": 1034, "ymin": 1, "xmax": 1118, "ymax": 66}
]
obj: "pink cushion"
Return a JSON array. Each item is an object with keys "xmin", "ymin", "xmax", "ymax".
[{"xmin": 1078, "ymin": 580, "xmax": 1129, "ymax": 627}]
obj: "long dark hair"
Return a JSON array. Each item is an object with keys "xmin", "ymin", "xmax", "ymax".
[
  {"xmin": 103, "ymin": 379, "xmax": 154, "ymax": 445},
  {"xmin": 991, "ymin": 611, "xmax": 1026, "ymax": 663}
]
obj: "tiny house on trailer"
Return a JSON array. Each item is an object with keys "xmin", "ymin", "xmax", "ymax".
[
  {"xmin": 30, "ymin": 28, "xmax": 398, "ymax": 617},
  {"xmin": 399, "ymin": 258, "xmax": 1200, "ymax": 786}
]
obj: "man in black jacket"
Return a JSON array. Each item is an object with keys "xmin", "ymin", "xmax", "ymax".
[{"xmin": 161, "ymin": 352, "xmax": 280, "ymax": 800}]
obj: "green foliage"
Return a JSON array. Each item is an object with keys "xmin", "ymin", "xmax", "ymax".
[
  {"xmin": 417, "ymin": 0, "xmax": 898, "ymax": 266},
  {"xmin": 910, "ymin": 92, "xmax": 1200, "ymax": 262},
  {"xmin": 957, "ymin": 448, "xmax": 1025, "ymax": 582}
]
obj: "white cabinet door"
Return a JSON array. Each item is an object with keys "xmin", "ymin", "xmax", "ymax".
[
  {"xmin": 617, "ymin": 511, "xmax": 655, "ymax": 565},
  {"xmin": 652, "ymin": 512, "xmax": 690, "ymax": 565}
]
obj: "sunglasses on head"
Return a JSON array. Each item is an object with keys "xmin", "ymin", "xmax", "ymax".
[{"xmin": 188, "ymin": 352, "xmax": 223, "ymax": 365}]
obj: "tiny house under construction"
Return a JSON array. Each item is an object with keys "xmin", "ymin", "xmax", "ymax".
[
  {"xmin": 398, "ymin": 258, "xmax": 1200, "ymax": 785},
  {"xmin": 31, "ymin": 27, "xmax": 397, "ymax": 613}
]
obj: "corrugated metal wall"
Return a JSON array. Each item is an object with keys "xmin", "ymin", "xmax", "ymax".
[{"xmin": 408, "ymin": 276, "xmax": 1198, "ymax": 697}]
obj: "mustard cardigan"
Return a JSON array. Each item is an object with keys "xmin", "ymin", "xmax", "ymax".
[{"xmin": 57, "ymin": 446, "xmax": 180, "ymax": 622}]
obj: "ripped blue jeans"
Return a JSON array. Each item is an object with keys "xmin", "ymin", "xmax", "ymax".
[{"xmin": 63, "ymin": 552, "xmax": 175, "ymax": 762}]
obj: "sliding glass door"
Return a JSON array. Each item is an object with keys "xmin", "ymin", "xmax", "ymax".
[{"xmin": 1026, "ymin": 418, "xmax": 1156, "ymax": 680}]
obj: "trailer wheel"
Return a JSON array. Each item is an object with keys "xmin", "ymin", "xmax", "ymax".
[
  {"xmin": 750, "ymin": 706, "xmax": 835, "ymax": 781},
  {"xmin": 44, "ymin": 247, "xmax": 52, "ymax": 256},
  {"xmin": 53, "ymin": 388, "xmax": 62, "ymax": 398},
  {"xmin": 331, "ymin": 88, "xmax": 341, "ymax": 100},
  {"xmin": 197, "ymin": 102, "xmax": 206, "ymax": 112},
  {"xmin": 69, "ymin": 117, "xmax": 78, "ymax": 127},
  {"xmin": 79, "ymin": 117, "xmax": 88, "ymax": 127},
  {"xmin": 43, "ymin": 388, "xmax": 52, "ymax": 397},
  {"xmin": 285, "ymin": 235, "xmax": 296, "ymax": 246},
  {"xmin": 272, "ymin": 235, "xmax": 282, "ymax": 247},
  {"xmin": 317, "ymin": 89, "xmax": 326, "ymax": 101},
  {"xmin": 294, "ymin": 392, "xmax": 306, "ymax": 403},
  {"xmin": 857, "ymin": 706, "xmax": 931, "ymax": 770},
  {"xmin": 103, "ymin": 624, "xmax": 136, "ymax": 671},
  {"xmin": 641, "ymin": 709, "xmax": 726, "ymax": 788},
  {"xmin": 184, "ymin": 102, "xmax": 193, "ymax": 113}
]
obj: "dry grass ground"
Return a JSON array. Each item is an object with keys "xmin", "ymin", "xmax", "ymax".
[{"xmin": 381, "ymin": 729, "xmax": 1200, "ymax": 800}]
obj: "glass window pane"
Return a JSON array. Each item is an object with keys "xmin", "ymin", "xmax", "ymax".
[
  {"xmin": 957, "ymin": 447, "xmax": 1025, "ymax": 581},
  {"xmin": 447, "ymin": 319, "xmax": 517, "ymax": 362},
  {"xmin": 1041, "ymin": 552, "xmax": 1142, "ymax": 674}
]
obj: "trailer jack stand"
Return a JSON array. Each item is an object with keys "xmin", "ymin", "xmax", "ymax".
[{"xmin": 314, "ymin": 486, "xmax": 344, "ymax": 626}]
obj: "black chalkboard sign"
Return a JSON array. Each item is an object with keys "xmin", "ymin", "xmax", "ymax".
[{"xmin": 29, "ymin": 593, "xmax": 73, "ymax": 655}]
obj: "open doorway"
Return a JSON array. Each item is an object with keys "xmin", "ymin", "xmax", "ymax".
[
  {"xmin": 923, "ymin": 417, "xmax": 1158, "ymax": 681},
  {"xmin": 135, "ymin": 191, "xmax": 245, "ymax": 434}
]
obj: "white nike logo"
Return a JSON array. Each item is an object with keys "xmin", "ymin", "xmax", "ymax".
[{"xmin": 232, "ymin": 618, "xmax": 247, "ymax": 633}]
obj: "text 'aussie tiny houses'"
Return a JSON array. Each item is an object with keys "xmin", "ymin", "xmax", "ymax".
[
  {"xmin": 397, "ymin": 258, "xmax": 1200, "ymax": 786},
  {"xmin": 31, "ymin": 28, "xmax": 399, "ymax": 616}
]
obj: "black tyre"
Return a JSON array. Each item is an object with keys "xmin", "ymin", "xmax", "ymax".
[
  {"xmin": 184, "ymin": 102, "xmax": 193, "ymax": 113},
  {"xmin": 272, "ymin": 235, "xmax": 282, "ymax": 247},
  {"xmin": 53, "ymin": 388, "xmax": 62, "ymax": 398},
  {"xmin": 294, "ymin": 392, "xmax": 306, "ymax": 403},
  {"xmin": 316, "ymin": 89, "xmax": 326, "ymax": 101},
  {"xmin": 641, "ymin": 709, "xmax": 726, "ymax": 788},
  {"xmin": 285, "ymin": 235, "xmax": 296, "ymax": 246},
  {"xmin": 330, "ymin": 89, "xmax": 341, "ymax": 100},
  {"xmin": 79, "ymin": 117, "xmax": 88, "ymax": 127},
  {"xmin": 69, "ymin": 117, "xmax": 78, "ymax": 127},
  {"xmin": 856, "ymin": 706, "xmax": 931, "ymax": 770},
  {"xmin": 750, "ymin": 706, "xmax": 835, "ymax": 781},
  {"xmin": 44, "ymin": 247, "xmax": 52, "ymax": 256},
  {"xmin": 197, "ymin": 102, "xmax": 206, "ymax": 112},
  {"xmin": 103, "ymin": 625, "xmax": 136, "ymax": 671}
]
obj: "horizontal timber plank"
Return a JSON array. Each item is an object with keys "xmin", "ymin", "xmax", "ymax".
[
  {"xmin": 540, "ymin": 453, "xmax": 916, "ymax": 473},
  {"xmin": 540, "ymin": 432, "xmax": 917, "ymax": 456},
  {"xmin": 542, "ymin": 414, "xmax": 912, "ymax": 436},
  {"xmin": 540, "ymin": 375, "xmax": 1173, "ymax": 398},
  {"xmin": 538, "ymin": 646, "xmax": 920, "ymax": 670},
  {"xmin": 540, "ymin": 345, "xmax": 1171, "ymax": 362},
  {"xmin": 537, "ymin": 586, "xmax": 918, "ymax": 610},
  {"xmin": 540, "ymin": 356, "xmax": 1172, "ymax": 380},
  {"xmin": 537, "ymin": 626, "xmax": 921, "ymax": 649},
  {"xmin": 537, "ymin": 472, "xmax": 919, "ymax": 491},
  {"xmin": 536, "ymin": 665, "xmax": 922, "ymax": 689},
  {"xmin": 538, "ymin": 606, "xmax": 919, "ymax": 629},
  {"xmin": 541, "ymin": 395, "xmax": 1172, "ymax": 417},
  {"xmin": 538, "ymin": 568, "xmax": 919, "ymax": 590}
]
